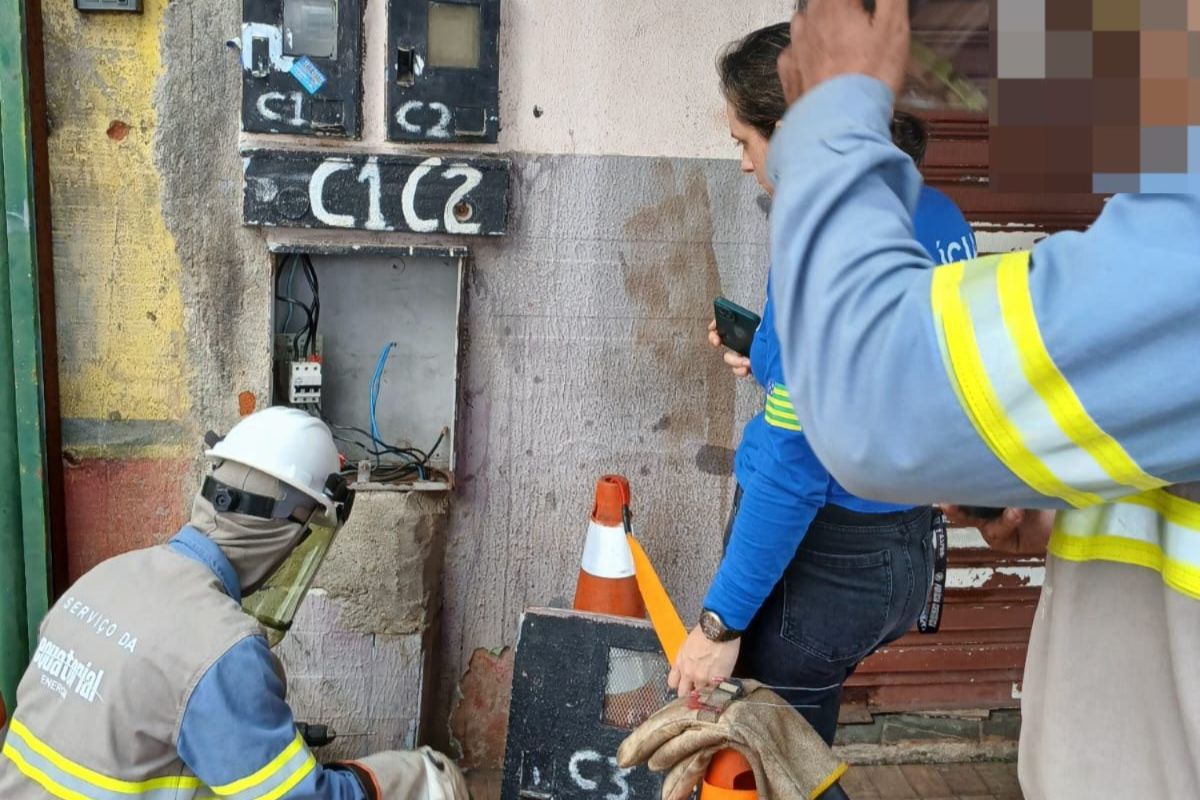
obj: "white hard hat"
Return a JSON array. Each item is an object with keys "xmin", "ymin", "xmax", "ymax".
[{"xmin": 205, "ymin": 407, "xmax": 341, "ymax": 520}]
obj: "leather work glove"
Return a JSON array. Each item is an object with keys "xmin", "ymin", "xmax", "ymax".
[
  {"xmin": 337, "ymin": 746, "xmax": 469, "ymax": 800},
  {"xmin": 617, "ymin": 680, "xmax": 847, "ymax": 800}
]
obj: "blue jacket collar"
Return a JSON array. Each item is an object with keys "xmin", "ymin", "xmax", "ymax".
[{"xmin": 168, "ymin": 526, "xmax": 242, "ymax": 602}]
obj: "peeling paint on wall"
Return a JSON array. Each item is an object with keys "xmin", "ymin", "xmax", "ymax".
[
  {"xmin": 448, "ymin": 647, "xmax": 513, "ymax": 769},
  {"xmin": 947, "ymin": 565, "xmax": 1046, "ymax": 590}
]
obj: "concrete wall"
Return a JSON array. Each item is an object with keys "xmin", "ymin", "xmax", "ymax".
[{"xmin": 43, "ymin": 0, "xmax": 800, "ymax": 771}]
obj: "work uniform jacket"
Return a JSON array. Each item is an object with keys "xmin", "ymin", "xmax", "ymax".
[
  {"xmin": 765, "ymin": 74, "xmax": 1200, "ymax": 799},
  {"xmin": 0, "ymin": 526, "xmax": 451, "ymax": 800}
]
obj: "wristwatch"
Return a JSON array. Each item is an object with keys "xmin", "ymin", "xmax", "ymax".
[{"xmin": 699, "ymin": 609, "xmax": 742, "ymax": 643}]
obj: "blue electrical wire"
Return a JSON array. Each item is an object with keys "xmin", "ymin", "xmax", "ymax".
[
  {"xmin": 370, "ymin": 342, "xmax": 396, "ymax": 453},
  {"xmin": 368, "ymin": 341, "xmax": 430, "ymax": 480}
]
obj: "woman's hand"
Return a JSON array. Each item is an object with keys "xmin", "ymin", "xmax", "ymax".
[
  {"xmin": 940, "ymin": 506, "xmax": 1055, "ymax": 556},
  {"xmin": 669, "ymin": 625, "xmax": 741, "ymax": 698},
  {"xmin": 707, "ymin": 319, "xmax": 752, "ymax": 378}
]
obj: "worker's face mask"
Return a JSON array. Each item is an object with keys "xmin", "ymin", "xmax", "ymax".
[{"xmin": 204, "ymin": 470, "xmax": 355, "ymax": 648}]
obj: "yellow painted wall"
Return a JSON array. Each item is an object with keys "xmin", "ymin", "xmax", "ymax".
[{"xmin": 43, "ymin": 0, "xmax": 187, "ymax": 442}]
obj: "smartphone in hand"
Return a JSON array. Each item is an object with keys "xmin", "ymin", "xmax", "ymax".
[{"xmin": 713, "ymin": 297, "xmax": 761, "ymax": 358}]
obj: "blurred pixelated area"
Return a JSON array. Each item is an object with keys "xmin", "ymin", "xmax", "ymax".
[
  {"xmin": 904, "ymin": 0, "xmax": 991, "ymax": 112},
  {"xmin": 990, "ymin": 0, "xmax": 1200, "ymax": 192},
  {"xmin": 889, "ymin": 0, "xmax": 1198, "ymax": 193}
]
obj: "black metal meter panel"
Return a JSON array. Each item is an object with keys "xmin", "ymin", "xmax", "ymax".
[
  {"xmin": 240, "ymin": 0, "xmax": 364, "ymax": 138},
  {"xmin": 387, "ymin": 0, "xmax": 501, "ymax": 143}
]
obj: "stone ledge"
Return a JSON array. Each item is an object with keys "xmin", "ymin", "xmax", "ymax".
[{"xmin": 835, "ymin": 711, "xmax": 1021, "ymax": 765}]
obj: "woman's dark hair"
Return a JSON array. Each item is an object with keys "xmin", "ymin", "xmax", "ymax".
[{"xmin": 717, "ymin": 22, "xmax": 928, "ymax": 165}]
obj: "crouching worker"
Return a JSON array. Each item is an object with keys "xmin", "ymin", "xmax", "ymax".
[
  {"xmin": 618, "ymin": 679, "xmax": 847, "ymax": 800},
  {"xmin": 0, "ymin": 407, "xmax": 467, "ymax": 800}
]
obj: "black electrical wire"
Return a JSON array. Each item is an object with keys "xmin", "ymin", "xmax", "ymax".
[
  {"xmin": 275, "ymin": 254, "xmax": 316, "ymax": 360},
  {"xmin": 321, "ymin": 407, "xmax": 447, "ymax": 485},
  {"xmin": 319, "ymin": 409, "xmax": 425, "ymax": 466},
  {"xmin": 300, "ymin": 255, "xmax": 320, "ymax": 358},
  {"xmin": 274, "ymin": 294, "xmax": 314, "ymax": 361}
]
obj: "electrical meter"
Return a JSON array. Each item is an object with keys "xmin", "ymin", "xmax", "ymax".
[
  {"xmin": 240, "ymin": 0, "xmax": 364, "ymax": 137},
  {"xmin": 387, "ymin": 0, "xmax": 501, "ymax": 143}
]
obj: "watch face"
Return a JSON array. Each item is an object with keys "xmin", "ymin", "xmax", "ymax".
[{"xmin": 700, "ymin": 610, "xmax": 728, "ymax": 641}]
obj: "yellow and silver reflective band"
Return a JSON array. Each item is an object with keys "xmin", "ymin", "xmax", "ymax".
[
  {"xmin": 1051, "ymin": 489, "xmax": 1200, "ymax": 600},
  {"xmin": 930, "ymin": 252, "xmax": 1167, "ymax": 508},
  {"xmin": 209, "ymin": 732, "xmax": 316, "ymax": 800},
  {"xmin": 764, "ymin": 385, "xmax": 802, "ymax": 432},
  {"xmin": 1, "ymin": 717, "xmax": 204, "ymax": 799}
]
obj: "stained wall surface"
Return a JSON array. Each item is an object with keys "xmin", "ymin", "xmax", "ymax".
[{"xmin": 46, "ymin": 0, "xmax": 794, "ymax": 762}]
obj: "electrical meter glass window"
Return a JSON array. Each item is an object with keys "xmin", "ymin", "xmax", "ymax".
[
  {"xmin": 427, "ymin": 2, "xmax": 481, "ymax": 69},
  {"xmin": 283, "ymin": 0, "xmax": 339, "ymax": 59}
]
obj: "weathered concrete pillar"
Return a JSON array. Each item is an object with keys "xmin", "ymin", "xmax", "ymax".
[{"xmin": 277, "ymin": 490, "xmax": 449, "ymax": 759}]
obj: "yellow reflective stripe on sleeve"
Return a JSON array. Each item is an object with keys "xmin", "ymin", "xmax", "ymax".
[
  {"xmin": 1050, "ymin": 490, "xmax": 1200, "ymax": 600},
  {"xmin": 1133, "ymin": 489, "xmax": 1200, "ymax": 529},
  {"xmin": 254, "ymin": 755, "xmax": 315, "ymax": 800},
  {"xmin": 995, "ymin": 255, "xmax": 1166, "ymax": 494},
  {"xmin": 210, "ymin": 733, "xmax": 308, "ymax": 798},
  {"xmin": 764, "ymin": 385, "xmax": 802, "ymax": 431},
  {"xmin": 5, "ymin": 719, "xmax": 203, "ymax": 793},
  {"xmin": 2, "ymin": 742, "xmax": 94, "ymax": 800},
  {"xmin": 930, "ymin": 260, "xmax": 1100, "ymax": 508}
]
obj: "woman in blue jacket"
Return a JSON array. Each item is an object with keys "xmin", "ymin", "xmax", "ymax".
[{"xmin": 670, "ymin": 22, "xmax": 977, "ymax": 745}]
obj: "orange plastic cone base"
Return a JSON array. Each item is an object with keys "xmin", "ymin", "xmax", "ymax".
[
  {"xmin": 573, "ymin": 571, "xmax": 646, "ymax": 618},
  {"xmin": 700, "ymin": 749, "xmax": 757, "ymax": 800}
]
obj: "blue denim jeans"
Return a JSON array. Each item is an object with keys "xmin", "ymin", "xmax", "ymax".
[{"xmin": 724, "ymin": 488, "xmax": 935, "ymax": 745}]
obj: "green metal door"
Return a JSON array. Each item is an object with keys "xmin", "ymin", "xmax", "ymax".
[{"xmin": 0, "ymin": 0, "xmax": 53, "ymax": 704}]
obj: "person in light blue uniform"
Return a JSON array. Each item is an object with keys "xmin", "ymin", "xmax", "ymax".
[
  {"xmin": 670, "ymin": 23, "xmax": 976, "ymax": 746},
  {"xmin": 764, "ymin": 1, "xmax": 1200, "ymax": 794}
]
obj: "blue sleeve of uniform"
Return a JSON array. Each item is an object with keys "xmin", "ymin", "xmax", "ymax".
[
  {"xmin": 764, "ymin": 75, "xmax": 1013, "ymax": 505},
  {"xmin": 177, "ymin": 636, "xmax": 369, "ymax": 800},
  {"xmin": 704, "ymin": 435, "xmax": 828, "ymax": 631},
  {"xmin": 702, "ymin": 175, "xmax": 980, "ymax": 629},
  {"xmin": 767, "ymin": 74, "xmax": 1200, "ymax": 505},
  {"xmin": 705, "ymin": 289, "xmax": 829, "ymax": 630}
]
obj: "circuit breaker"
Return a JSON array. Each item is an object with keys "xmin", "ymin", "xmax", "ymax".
[
  {"xmin": 387, "ymin": 0, "xmax": 501, "ymax": 143},
  {"xmin": 239, "ymin": 0, "xmax": 364, "ymax": 137}
]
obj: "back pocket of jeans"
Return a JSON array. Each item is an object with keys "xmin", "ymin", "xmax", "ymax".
[{"xmin": 780, "ymin": 548, "xmax": 893, "ymax": 664}]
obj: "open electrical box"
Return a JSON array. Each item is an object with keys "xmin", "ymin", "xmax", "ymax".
[
  {"xmin": 271, "ymin": 244, "xmax": 466, "ymax": 492},
  {"xmin": 240, "ymin": 0, "xmax": 509, "ymax": 496}
]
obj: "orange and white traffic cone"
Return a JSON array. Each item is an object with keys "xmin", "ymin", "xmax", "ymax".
[
  {"xmin": 573, "ymin": 475, "xmax": 657, "ymax": 727},
  {"xmin": 573, "ymin": 475, "xmax": 645, "ymax": 619}
]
